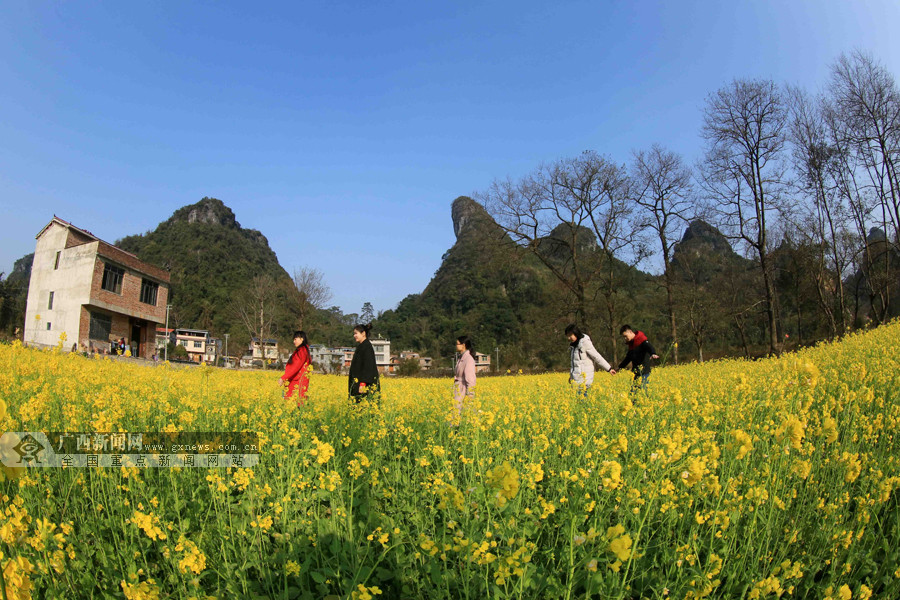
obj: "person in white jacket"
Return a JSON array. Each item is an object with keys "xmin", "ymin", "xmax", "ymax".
[{"xmin": 566, "ymin": 324, "xmax": 616, "ymax": 396}]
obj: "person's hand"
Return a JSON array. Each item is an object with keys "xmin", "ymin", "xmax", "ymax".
[
  {"xmin": 651, "ymin": 354, "xmax": 660, "ymax": 360},
  {"xmin": 279, "ymin": 379, "xmax": 286, "ymax": 387},
  {"xmin": 609, "ymin": 369, "xmax": 617, "ymax": 375},
  {"xmin": 359, "ymin": 382, "xmax": 367, "ymax": 392}
]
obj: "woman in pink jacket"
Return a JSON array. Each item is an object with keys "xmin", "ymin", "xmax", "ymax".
[{"xmin": 454, "ymin": 335, "xmax": 477, "ymax": 419}]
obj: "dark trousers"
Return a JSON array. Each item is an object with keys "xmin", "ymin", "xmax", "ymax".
[{"xmin": 630, "ymin": 372, "xmax": 649, "ymax": 394}]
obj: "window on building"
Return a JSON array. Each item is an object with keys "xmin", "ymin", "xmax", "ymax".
[
  {"xmin": 140, "ymin": 279, "xmax": 158, "ymax": 305},
  {"xmin": 89, "ymin": 312, "xmax": 112, "ymax": 341},
  {"xmin": 54, "ymin": 251, "xmax": 61, "ymax": 269},
  {"xmin": 48, "ymin": 291, "xmax": 54, "ymax": 310},
  {"xmin": 193, "ymin": 341, "xmax": 202, "ymax": 348},
  {"xmin": 101, "ymin": 263, "xmax": 124, "ymax": 294},
  {"xmin": 46, "ymin": 322, "xmax": 51, "ymax": 330}
]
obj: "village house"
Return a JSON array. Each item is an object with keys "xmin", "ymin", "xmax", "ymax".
[
  {"xmin": 250, "ymin": 337, "xmax": 280, "ymax": 361},
  {"xmin": 175, "ymin": 328, "xmax": 211, "ymax": 363},
  {"xmin": 334, "ymin": 338, "xmax": 392, "ymax": 373},
  {"xmin": 156, "ymin": 327, "xmax": 220, "ymax": 364},
  {"xmin": 395, "ymin": 350, "xmax": 434, "ymax": 371},
  {"xmin": 206, "ymin": 338, "xmax": 220, "ymax": 364},
  {"xmin": 309, "ymin": 344, "xmax": 344, "ymax": 374},
  {"xmin": 24, "ymin": 217, "xmax": 170, "ymax": 359},
  {"xmin": 156, "ymin": 327, "xmax": 175, "ymax": 352},
  {"xmin": 372, "ymin": 338, "xmax": 392, "ymax": 373},
  {"xmin": 337, "ymin": 347, "xmax": 356, "ymax": 369},
  {"xmin": 474, "ymin": 352, "xmax": 492, "ymax": 373},
  {"xmin": 239, "ymin": 355, "xmax": 265, "ymax": 369}
]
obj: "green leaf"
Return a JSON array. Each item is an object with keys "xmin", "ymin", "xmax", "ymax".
[
  {"xmin": 286, "ymin": 586, "xmax": 302, "ymax": 599},
  {"xmin": 356, "ymin": 566, "xmax": 373, "ymax": 582},
  {"xmin": 429, "ymin": 561, "xmax": 443, "ymax": 585}
]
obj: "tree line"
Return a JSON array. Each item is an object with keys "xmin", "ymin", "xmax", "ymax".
[{"xmin": 474, "ymin": 50, "xmax": 899, "ymax": 365}]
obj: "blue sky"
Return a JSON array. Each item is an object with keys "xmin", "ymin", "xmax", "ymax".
[{"xmin": 2, "ymin": 1, "xmax": 898, "ymax": 315}]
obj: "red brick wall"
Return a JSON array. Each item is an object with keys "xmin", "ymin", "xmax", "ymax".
[
  {"xmin": 97, "ymin": 242, "xmax": 169, "ymax": 282},
  {"xmin": 78, "ymin": 306, "xmax": 90, "ymax": 349},
  {"xmin": 110, "ymin": 314, "xmax": 130, "ymax": 347},
  {"xmin": 83, "ymin": 257, "xmax": 168, "ymax": 359},
  {"xmin": 65, "ymin": 229, "xmax": 95, "ymax": 248},
  {"xmin": 78, "ymin": 307, "xmax": 154, "ymax": 358},
  {"xmin": 89, "ymin": 258, "xmax": 169, "ymax": 324}
]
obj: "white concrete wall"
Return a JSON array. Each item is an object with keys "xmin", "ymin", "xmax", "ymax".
[
  {"xmin": 371, "ymin": 340, "xmax": 391, "ymax": 367},
  {"xmin": 24, "ymin": 224, "xmax": 98, "ymax": 349},
  {"xmin": 251, "ymin": 342, "xmax": 279, "ymax": 360}
]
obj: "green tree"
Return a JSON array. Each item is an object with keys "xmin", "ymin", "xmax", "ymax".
[
  {"xmin": 360, "ymin": 302, "xmax": 375, "ymax": 324},
  {"xmin": 397, "ymin": 358, "xmax": 421, "ymax": 377},
  {"xmin": 168, "ymin": 343, "xmax": 190, "ymax": 361}
]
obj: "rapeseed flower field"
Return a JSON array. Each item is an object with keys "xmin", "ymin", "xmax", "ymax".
[{"xmin": 0, "ymin": 322, "xmax": 899, "ymax": 599}]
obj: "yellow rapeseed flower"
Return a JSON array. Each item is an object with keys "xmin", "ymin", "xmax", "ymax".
[{"xmin": 485, "ymin": 461, "xmax": 520, "ymax": 507}]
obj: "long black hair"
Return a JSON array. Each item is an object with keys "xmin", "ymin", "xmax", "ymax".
[
  {"xmin": 565, "ymin": 323, "xmax": 584, "ymax": 346},
  {"xmin": 293, "ymin": 330, "xmax": 309, "ymax": 349},
  {"xmin": 291, "ymin": 331, "xmax": 309, "ymax": 363},
  {"xmin": 353, "ymin": 323, "xmax": 372, "ymax": 341},
  {"xmin": 456, "ymin": 335, "xmax": 475, "ymax": 358}
]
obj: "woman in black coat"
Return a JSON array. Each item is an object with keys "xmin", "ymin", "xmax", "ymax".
[{"xmin": 349, "ymin": 323, "xmax": 380, "ymax": 402}]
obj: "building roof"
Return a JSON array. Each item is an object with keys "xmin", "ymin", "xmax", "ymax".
[
  {"xmin": 38, "ymin": 216, "xmax": 170, "ymax": 282},
  {"xmin": 36, "ymin": 216, "xmax": 101, "ymax": 242}
]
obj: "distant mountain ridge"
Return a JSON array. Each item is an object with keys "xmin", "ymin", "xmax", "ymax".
[
  {"xmin": 115, "ymin": 197, "xmax": 293, "ymax": 339},
  {"xmin": 378, "ymin": 197, "xmax": 741, "ymax": 367},
  {"xmin": 380, "ymin": 196, "xmax": 553, "ymax": 363}
]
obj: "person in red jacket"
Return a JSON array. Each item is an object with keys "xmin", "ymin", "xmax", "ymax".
[
  {"xmin": 280, "ymin": 330, "xmax": 311, "ymax": 407},
  {"xmin": 617, "ymin": 324, "xmax": 659, "ymax": 398}
]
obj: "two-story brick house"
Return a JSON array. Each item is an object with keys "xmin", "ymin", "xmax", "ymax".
[{"xmin": 23, "ymin": 217, "xmax": 170, "ymax": 358}]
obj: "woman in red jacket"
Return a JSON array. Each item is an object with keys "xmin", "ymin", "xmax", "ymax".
[{"xmin": 280, "ymin": 330, "xmax": 311, "ymax": 407}]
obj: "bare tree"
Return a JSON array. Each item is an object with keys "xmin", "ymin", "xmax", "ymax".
[
  {"xmin": 631, "ymin": 144, "xmax": 694, "ymax": 363},
  {"xmin": 821, "ymin": 102, "xmax": 884, "ymax": 323},
  {"xmin": 725, "ymin": 268, "xmax": 765, "ymax": 359},
  {"xmin": 699, "ymin": 79, "xmax": 789, "ymax": 355},
  {"xmin": 576, "ymin": 157, "xmax": 647, "ymax": 358},
  {"xmin": 230, "ymin": 274, "xmax": 281, "ymax": 352},
  {"xmin": 671, "ymin": 252, "xmax": 718, "ymax": 362},
  {"xmin": 829, "ymin": 50, "xmax": 900, "ymax": 245},
  {"xmin": 826, "ymin": 50, "xmax": 900, "ymax": 322},
  {"xmin": 479, "ymin": 155, "xmax": 599, "ymax": 323},
  {"xmin": 292, "ymin": 266, "xmax": 333, "ymax": 329},
  {"xmin": 787, "ymin": 87, "xmax": 853, "ymax": 334},
  {"xmin": 478, "ymin": 151, "xmax": 638, "ymax": 357}
]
